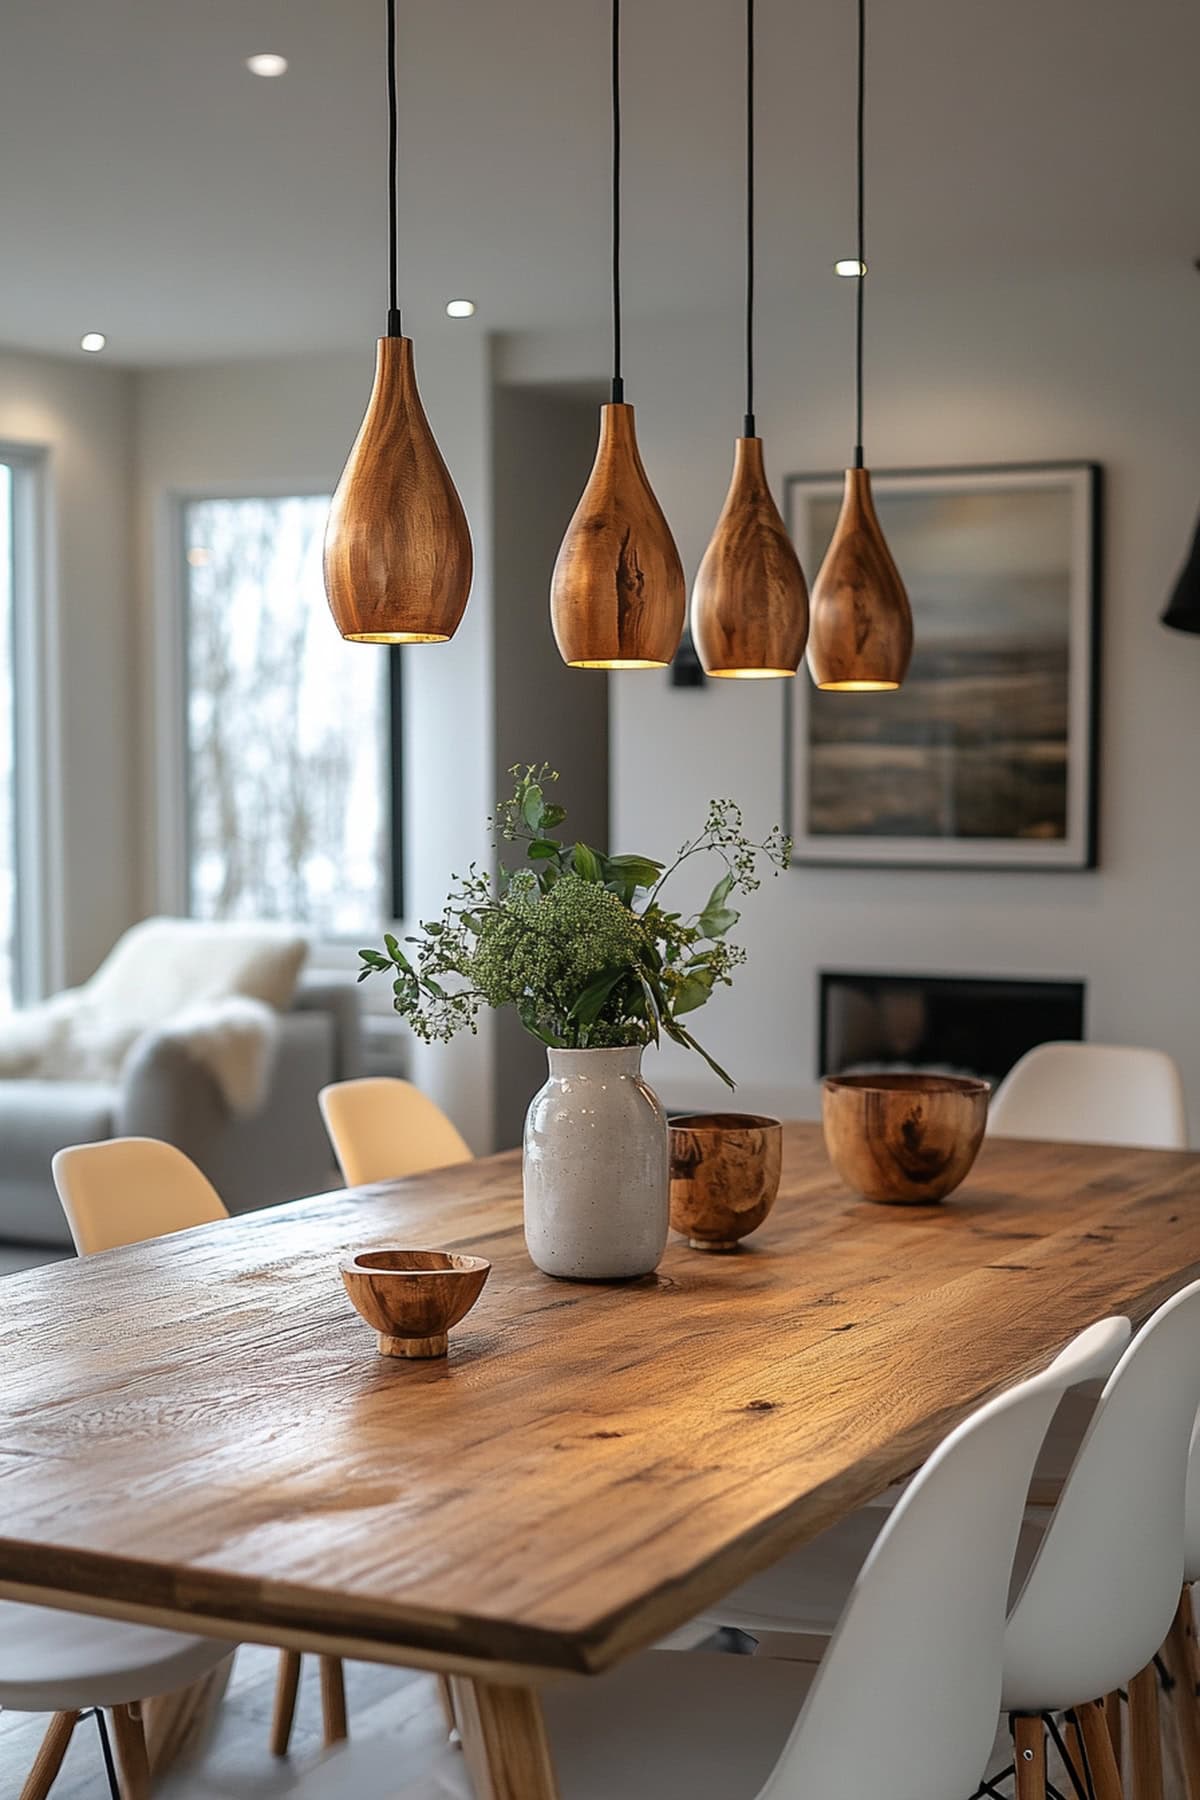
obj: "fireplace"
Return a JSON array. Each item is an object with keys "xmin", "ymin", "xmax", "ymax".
[{"xmin": 818, "ymin": 971, "xmax": 1086, "ymax": 1088}]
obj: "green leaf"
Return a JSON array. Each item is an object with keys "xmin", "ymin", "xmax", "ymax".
[
  {"xmin": 540, "ymin": 803, "xmax": 567, "ymax": 829},
  {"xmin": 568, "ymin": 967, "xmax": 626, "ymax": 1029},
  {"xmin": 663, "ymin": 1017, "xmax": 736, "ymax": 1089},
  {"xmin": 697, "ymin": 904, "xmax": 739, "ymax": 939},
  {"xmin": 671, "ymin": 970, "xmax": 714, "ymax": 1016},
  {"xmin": 572, "ymin": 842, "xmax": 603, "ymax": 883},
  {"xmin": 607, "ymin": 855, "xmax": 663, "ymax": 889},
  {"xmin": 527, "ymin": 839, "xmax": 560, "ymax": 860},
  {"xmin": 521, "ymin": 783, "xmax": 545, "ymax": 831},
  {"xmin": 704, "ymin": 871, "xmax": 735, "ymax": 912},
  {"xmin": 383, "ymin": 932, "xmax": 402, "ymax": 960}
]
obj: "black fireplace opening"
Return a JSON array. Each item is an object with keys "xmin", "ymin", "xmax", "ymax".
[{"xmin": 819, "ymin": 971, "xmax": 1087, "ymax": 1089}]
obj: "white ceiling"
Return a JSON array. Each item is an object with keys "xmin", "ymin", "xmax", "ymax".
[{"xmin": 1, "ymin": 0, "xmax": 1197, "ymax": 365}]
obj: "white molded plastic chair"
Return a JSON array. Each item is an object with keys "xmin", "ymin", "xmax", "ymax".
[
  {"xmin": 278, "ymin": 1320, "xmax": 1118, "ymax": 1800},
  {"xmin": 988, "ymin": 1041, "xmax": 1188, "ymax": 1150},
  {"xmin": 319, "ymin": 1077, "xmax": 472, "ymax": 1186},
  {"xmin": 52, "ymin": 1136, "xmax": 228, "ymax": 1254},
  {"xmin": 49, "ymin": 1137, "xmax": 347, "ymax": 1774}
]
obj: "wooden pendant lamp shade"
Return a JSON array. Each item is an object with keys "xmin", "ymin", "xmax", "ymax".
[
  {"xmin": 324, "ymin": 336, "xmax": 472, "ymax": 644},
  {"xmin": 807, "ymin": 467, "xmax": 912, "ymax": 689},
  {"xmin": 692, "ymin": 436, "xmax": 809, "ymax": 678},
  {"xmin": 551, "ymin": 402, "xmax": 685, "ymax": 668}
]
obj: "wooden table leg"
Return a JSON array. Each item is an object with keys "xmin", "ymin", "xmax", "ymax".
[
  {"xmin": 19, "ymin": 1711, "xmax": 79, "ymax": 1800},
  {"xmin": 143, "ymin": 1653, "xmax": 234, "ymax": 1776},
  {"xmin": 450, "ymin": 1677, "xmax": 559, "ymax": 1800},
  {"xmin": 109, "ymin": 1705, "xmax": 151, "ymax": 1800},
  {"xmin": 1077, "ymin": 1700, "xmax": 1126, "ymax": 1800},
  {"xmin": 1166, "ymin": 1590, "xmax": 1200, "ymax": 1800},
  {"xmin": 1014, "ymin": 1714, "xmax": 1047, "ymax": 1800},
  {"xmin": 1129, "ymin": 1663, "xmax": 1164, "ymax": 1800}
]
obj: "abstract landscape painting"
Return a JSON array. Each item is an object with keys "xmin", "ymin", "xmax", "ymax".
[{"xmin": 786, "ymin": 465, "xmax": 1100, "ymax": 869}]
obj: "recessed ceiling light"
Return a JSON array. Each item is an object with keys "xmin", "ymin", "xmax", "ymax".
[
  {"xmin": 445, "ymin": 299, "xmax": 477, "ymax": 319},
  {"xmin": 246, "ymin": 53, "xmax": 288, "ymax": 78},
  {"xmin": 834, "ymin": 259, "xmax": 867, "ymax": 278},
  {"xmin": 80, "ymin": 332, "xmax": 106, "ymax": 353}
]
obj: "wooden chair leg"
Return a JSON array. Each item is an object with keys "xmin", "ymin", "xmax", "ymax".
[
  {"xmin": 1077, "ymin": 1699, "xmax": 1126, "ymax": 1800},
  {"xmin": 1105, "ymin": 1690, "xmax": 1124, "ymax": 1777},
  {"xmin": 319, "ymin": 1655, "xmax": 348, "ymax": 1746},
  {"xmin": 437, "ymin": 1673, "xmax": 458, "ymax": 1738},
  {"xmin": 109, "ymin": 1705, "xmax": 151, "ymax": 1800},
  {"xmin": 18, "ymin": 1711, "xmax": 80, "ymax": 1800},
  {"xmin": 1014, "ymin": 1715, "xmax": 1047, "ymax": 1800},
  {"xmin": 1062, "ymin": 1712, "xmax": 1091, "ymax": 1795},
  {"xmin": 1129, "ymin": 1663, "xmax": 1164, "ymax": 1800},
  {"xmin": 270, "ymin": 1650, "xmax": 303, "ymax": 1757},
  {"xmin": 1166, "ymin": 1589, "xmax": 1200, "ymax": 1800}
]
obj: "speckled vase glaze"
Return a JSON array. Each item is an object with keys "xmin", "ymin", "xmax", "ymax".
[{"xmin": 523, "ymin": 1046, "xmax": 670, "ymax": 1280}]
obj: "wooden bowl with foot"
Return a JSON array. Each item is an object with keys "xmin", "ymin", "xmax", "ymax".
[
  {"xmin": 822, "ymin": 1073, "xmax": 990, "ymax": 1204},
  {"xmin": 669, "ymin": 1113, "xmax": 783, "ymax": 1251},
  {"xmin": 340, "ymin": 1249, "xmax": 490, "ymax": 1358}
]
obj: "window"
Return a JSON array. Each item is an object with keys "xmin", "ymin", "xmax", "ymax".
[
  {"xmin": 0, "ymin": 463, "xmax": 16, "ymax": 1008},
  {"xmin": 182, "ymin": 495, "xmax": 400, "ymax": 935}
]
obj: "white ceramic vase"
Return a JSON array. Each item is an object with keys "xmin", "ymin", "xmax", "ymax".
[{"xmin": 523, "ymin": 1045, "xmax": 669, "ymax": 1281}]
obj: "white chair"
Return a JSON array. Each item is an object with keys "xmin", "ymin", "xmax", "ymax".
[
  {"xmin": 50, "ymin": 1137, "xmax": 348, "ymax": 1767},
  {"xmin": 0, "ymin": 1607, "xmax": 231, "ymax": 1800},
  {"xmin": 988, "ymin": 1041, "xmax": 1188, "ymax": 1150},
  {"xmin": 319, "ymin": 1077, "xmax": 472, "ymax": 1186},
  {"xmin": 273, "ymin": 1319, "xmax": 1118, "ymax": 1800}
]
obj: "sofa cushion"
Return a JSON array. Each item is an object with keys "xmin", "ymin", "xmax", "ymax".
[{"xmin": 0, "ymin": 1081, "xmax": 115, "ymax": 1244}]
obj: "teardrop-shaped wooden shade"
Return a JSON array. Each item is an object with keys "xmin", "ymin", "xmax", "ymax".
[
  {"xmin": 807, "ymin": 466, "xmax": 913, "ymax": 690},
  {"xmin": 691, "ymin": 436, "xmax": 809, "ymax": 678},
  {"xmin": 324, "ymin": 337, "xmax": 473, "ymax": 644},
  {"xmin": 550, "ymin": 402, "xmax": 685, "ymax": 669}
]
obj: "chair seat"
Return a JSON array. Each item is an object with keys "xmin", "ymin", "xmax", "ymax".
[
  {"xmin": 0, "ymin": 1601, "xmax": 229, "ymax": 1712},
  {"xmin": 285, "ymin": 1652, "xmax": 816, "ymax": 1800},
  {"xmin": 706, "ymin": 1509, "xmax": 1049, "ymax": 1644}
]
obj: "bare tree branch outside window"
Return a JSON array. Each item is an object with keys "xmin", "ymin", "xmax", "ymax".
[{"xmin": 183, "ymin": 496, "xmax": 390, "ymax": 934}]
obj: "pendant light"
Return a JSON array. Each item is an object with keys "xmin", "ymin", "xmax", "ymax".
[
  {"xmin": 550, "ymin": 0, "xmax": 684, "ymax": 670},
  {"xmin": 1162, "ymin": 510, "xmax": 1200, "ymax": 635},
  {"xmin": 691, "ymin": 0, "xmax": 809, "ymax": 680},
  {"xmin": 324, "ymin": 0, "xmax": 472, "ymax": 645},
  {"xmin": 806, "ymin": 0, "xmax": 913, "ymax": 692}
]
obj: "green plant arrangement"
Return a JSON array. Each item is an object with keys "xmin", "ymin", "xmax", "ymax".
[{"xmin": 359, "ymin": 765, "xmax": 790, "ymax": 1088}]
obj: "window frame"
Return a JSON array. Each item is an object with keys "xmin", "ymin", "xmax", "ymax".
[
  {"xmin": 0, "ymin": 443, "xmax": 54, "ymax": 1006},
  {"xmin": 164, "ymin": 487, "xmax": 404, "ymax": 940}
]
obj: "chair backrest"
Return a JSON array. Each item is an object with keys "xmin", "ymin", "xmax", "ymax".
[
  {"xmin": 988, "ymin": 1041, "xmax": 1188, "ymax": 1150},
  {"xmin": 1003, "ymin": 1277, "xmax": 1200, "ymax": 1710},
  {"xmin": 52, "ymin": 1137, "xmax": 229, "ymax": 1255},
  {"xmin": 759, "ymin": 1316, "xmax": 1130, "ymax": 1800},
  {"xmin": 318, "ymin": 1077, "xmax": 472, "ymax": 1186}
]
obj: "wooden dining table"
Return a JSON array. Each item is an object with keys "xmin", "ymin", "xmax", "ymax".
[{"xmin": 2, "ymin": 1122, "xmax": 1200, "ymax": 1799}]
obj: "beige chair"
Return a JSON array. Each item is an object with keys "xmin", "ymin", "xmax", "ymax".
[
  {"xmin": 51, "ymin": 1137, "xmax": 348, "ymax": 1763},
  {"xmin": 318, "ymin": 1077, "xmax": 472, "ymax": 1187}
]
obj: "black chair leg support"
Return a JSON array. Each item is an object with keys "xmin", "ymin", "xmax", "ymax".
[{"xmin": 93, "ymin": 1707, "xmax": 122, "ymax": 1800}]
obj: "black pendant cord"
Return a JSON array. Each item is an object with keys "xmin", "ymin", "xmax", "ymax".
[
  {"xmin": 744, "ymin": 0, "xmax": 756, "ymax": 437},
  {"xmin": 853, "ymin": 0, "xmax": 865, "ymax": 467},
  {"xmin": 611, "ymin": 0, "xmax": 624, "ymax": 403},
  {"xmin": 386, "ymin": 0, "xmax": 402, "ymax": 337}
]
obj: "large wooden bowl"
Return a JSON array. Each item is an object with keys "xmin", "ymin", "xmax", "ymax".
[
  {"xmin": 669, "ymin": 1112, "xmax": 783, "ymax": 1251},
  {"xmin": 340, "ymin": 1249, "xmax": 490, "ymax": 1359},
  {"xmin": 822, "ymin": 1073, "xmax": 990, "ymax": 1205}
]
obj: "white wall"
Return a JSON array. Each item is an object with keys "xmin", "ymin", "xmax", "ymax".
[
  {"xmin": 0, "ymin": 347, "xmax": 135, "ymax": 991},
  {"xmin": 133, "ymin": 336, "xmax": 498, "ymax": 1151},
  {"xmin": 500, "ymin": 265, "xmax": 1200, "ymax": 1137}
]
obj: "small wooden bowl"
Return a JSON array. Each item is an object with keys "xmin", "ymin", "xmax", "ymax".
[
  {"xmin": 669, "ymin": 1112, "xmax": 783, "ymax": 1252},
  {"xmin": 340, "ymin": 1249, "xmax": 490, "ymax": 1359},
  {"xmin": 822, "ymin": 1073, "xmax": 990, "ymax": 1205}
]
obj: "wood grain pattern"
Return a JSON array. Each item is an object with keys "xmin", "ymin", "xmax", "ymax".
[
  {"xmin": 1014, "ymin": 1714, "xmax": 1047, "ymax": 1800},
  {"xmin": 690, "ymin": 436, "xmax": 809, "ymax": 678},
  {"xmin": 550, "ymin": 402, "xmax": 684, "ymax": 669},
  {"xmin": 822, "ymin": 1072, "xmax": 990, "ymax": 1204},
  {"xmin": 340, "ymin": 1249, "xmax": 490, "ymax": 1359},
  {"xmin": 668, "ymin": 1111, "xmax": 782, "ymax": 1250},
  {"xmin": 451, "ymin": 1678, "xmax": 559, "ymax": 1800},
  {"xmin": 806, "ymin": 465, "xmax": 914, "ymax": 690},
  {"xmin": 1078, "ymin": 1700, "xmax": 1126, "ymax": 1800},
  {"xmin": 323, "ymin": 336, "xmax": 473, "ymax": 645},
  {"xmin": 1129, "ymin": 1662, "xmax": 1164, "ymax": 1800},
  {"xmin": 0, "ymin": 1127, "xmax": 1199, "ymax": 1690},
  {"xmin": 109, "ymin": 1705, "xmax": 150, "ymax": 1800}
]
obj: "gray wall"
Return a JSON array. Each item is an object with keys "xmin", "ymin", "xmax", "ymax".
[{"xmin": 491, "ymin": 382, "xmax": 609, "ymax": 1146}]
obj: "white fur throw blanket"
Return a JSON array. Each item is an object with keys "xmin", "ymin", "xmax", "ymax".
[{"xmin": 0, "ymin": 917, "xmax": 309, "ymax": 1116}]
